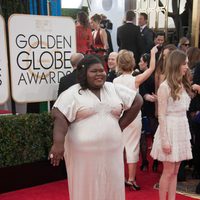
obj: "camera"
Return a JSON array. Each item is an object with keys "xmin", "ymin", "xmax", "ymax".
[{"xmin": 100, "ymin": 19, "xmax": 113, "ymax": 30}]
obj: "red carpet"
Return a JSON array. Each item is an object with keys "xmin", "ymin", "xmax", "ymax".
[
  {"xmin": 0, "ymin": 110, "xmax": 12, "ymax": 115},
  {"xmin": 0, "ymin": 136, "xmax": 197, "ymax": 200},
  {"xmin": 0, "ymin": 169, "xmax": 197, "ymax": 200}
]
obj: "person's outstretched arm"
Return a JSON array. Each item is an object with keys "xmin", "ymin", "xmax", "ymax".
[{"xmin": 135, "ymin": 45, "xmax": 158, "ymax": 88}]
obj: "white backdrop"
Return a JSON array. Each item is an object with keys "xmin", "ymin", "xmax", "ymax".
[
  {"xmin": 0, "ymin": 15, "xmax": 9, "ymax": 105},
  {"xmin": 135, "ymin": 0, "xmax": 187, "ymax": 29},
  {"xmin": 89, "ymin": 0, "xmax": 125, "ymax": 52},
  {"xmin": 8, "ymin": 14, "xmax": 76, "ymax": 103}
]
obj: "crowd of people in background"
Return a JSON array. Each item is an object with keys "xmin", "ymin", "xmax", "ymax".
[{"xmin": 49, "ymin": 9, "xmax": 200, "ymax": 200}]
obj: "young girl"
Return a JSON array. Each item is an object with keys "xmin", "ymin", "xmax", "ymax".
[
  {"xmin": 155, "ymin": 44, "xmax": 177, "ymax": 110},
  {"xmin": 113, "ymin": 46, "xmax": 157, "ymax": 190},
  {"xmin": 150, "ymin": 50, "xmax": 193, "ymax": 200}
]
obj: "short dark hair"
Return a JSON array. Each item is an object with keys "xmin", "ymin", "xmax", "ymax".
[
  {"xmin": 77, "ymin": 55, "xmax": 104, "ymax": 90},
  {"xmin": 126, "ymin": 10, "xmax": 135, "ymax": 21},
  {"xmin": 155, "ymin": 31, "xmax": 165, "ymax": 38},
  {"xmin": 141, "ymin": 53, "xmax": 150, "ymax": 66},
  {"xmin": 140, "ymin": 13, "xmax": 148, "ymax": 20}
]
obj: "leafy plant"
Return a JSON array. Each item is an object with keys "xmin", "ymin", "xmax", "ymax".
[{"xmin": 0, "ymin": 113, "xmax": 53, "ymax": 168}]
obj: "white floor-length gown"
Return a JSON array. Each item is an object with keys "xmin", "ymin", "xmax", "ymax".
[{"xmin": 53, "ymin": 82, "xmax": 136, "ymax": 200}]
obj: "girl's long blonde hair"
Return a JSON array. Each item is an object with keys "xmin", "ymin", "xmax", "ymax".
[{"xmin": 165, "ymin": 50, "xmax": 191, "ymax": 101}]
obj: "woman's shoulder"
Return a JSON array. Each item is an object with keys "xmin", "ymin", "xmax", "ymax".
[
  {"xmin": 100, "ymin": 28, "xmax": 106, "ymax": 34},
  {"xmin": 86, "ymin": 27, "xmax": 92, "ymax": 33},
  {"xmin": 113, "ymin": 75, "xmax": 119, "ymax": 82},
  {"xmin": 68, "ymin": 83, "xmax": 80, "ymax": 90},
  {"xmin": 160, "ymin": 80, "xmax": 168, "ymax": 86},
  {"xmin": 115, "ymin": 74, "xmax": 134, "ymax": 79},
  {"xmin": 76, "ymin": 24, "xmax": 90, "ymax": 30},
  {"xmin": 60, "ymin": 84, "xmax": 81, "ymax": 96},
  {"xmin": 76, "ymin": 24, "xmax": 82, "ymax": 29},
  {"xmin": 104, "ymin": 81, "xmax": 114, "ymax": 88},
  {"xmin": 113, "ymin": 75, "xmax": 122, "ymax": 83},
  {"xmin": 104, "ymin": 81, "xmax": 132, "ymax": 94},
  {"xmin": 104, "ymin": 81, "xmax": 124, "ymax": 91},
  {"xmin": 114, "ymin": 74, "xmax": 135, "ymax": 83},
  {"xmin": 159, "ymin": 80, "xmax": 170, "ymax": 93}
]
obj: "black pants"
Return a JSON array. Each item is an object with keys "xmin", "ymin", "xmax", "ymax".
[{"xmin": 140, "ymin": 116, "xmax": 158, "ymax": 162}]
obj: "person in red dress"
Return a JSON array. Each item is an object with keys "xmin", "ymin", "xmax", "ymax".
[
  {"xmin": 90, "ymin": 14, "xmax": 108, "ymax": 56},
  {"xmin": 90, "ymin": 14, "xmax": 109, "ymax": 72},
  {"xmin": 76, "ymin": 11, "xmax": 93, "ymax": 54}
]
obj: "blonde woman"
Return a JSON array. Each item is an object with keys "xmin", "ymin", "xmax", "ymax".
[
  {"xmin": 178, "ymin": 37, "xmax": 190, "ymax": 53},
  {"xmin": 151, "ymin": 50, "xmax": 193, "ymax": 200},
  {"xmin": 113, "ymin": 46, "xmax": 157, "ymax": 190}
]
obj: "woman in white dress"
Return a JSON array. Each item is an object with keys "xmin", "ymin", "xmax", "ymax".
[
  {"xmin": 113, "ymin": 46, "xmax": 157, "ymax": 190},
  {"xmin": 49, "ymin": 55, "xmax": 143, "ymax": 200},
  {"xmin": 150, "ymin": 50, "xmax": 193, "ymax": 200}
]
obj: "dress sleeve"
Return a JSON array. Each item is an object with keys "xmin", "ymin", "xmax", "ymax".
[
  {"xmin": 114, "ymin": 83, "xmax": 137, "ymax": 110},
  {"xmin": 53, "ymin": 88, "xmax": 77, "ymax": 122},
  {"xmin": 157, "ymin": 82, "xmax": 170, "ymax": 146}
]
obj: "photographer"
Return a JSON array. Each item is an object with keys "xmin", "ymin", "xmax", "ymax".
[{"xmin": 100, "ymin": 14, "xmax": 113, "ymax": 54}]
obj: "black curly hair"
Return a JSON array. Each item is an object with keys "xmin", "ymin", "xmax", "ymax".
[{"xmin": 76, "ymin": 54, "xmax": 104, "ymax": 91}]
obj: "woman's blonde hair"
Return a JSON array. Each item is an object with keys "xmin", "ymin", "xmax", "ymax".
[
  {"xmin": 116, "ymin": 50, "xmax": 135, "ymax": 74},
  {"xmin": 165, "ymin": 50, "xmax": 191, "ymax": 101},
  {"xmin": 178, "ymin": 37, "xmax": 189, "ymax": 46}
]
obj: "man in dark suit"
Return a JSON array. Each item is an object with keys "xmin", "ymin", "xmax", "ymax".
[
  {"xmin": 57, "ymin": 53, "xmax": 84, "ymax": 96},
  {"xmin": 138, "ymin": 13, "xmax": 154, "ymax": 53},
  {"xmin": 117, "ymin": 10, "xmax": 144, "ymax": 65}
]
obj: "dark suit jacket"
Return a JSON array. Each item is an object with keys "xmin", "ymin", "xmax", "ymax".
[
  {"xmin": 106, "ymin": 70, "xmax": 117, "ymax": 82},
  {"xmin": 141, "ymin": 26, "xmax": 154, "ymax": 53},
  {"xmin": 139, "ymin": 73, "xmax": 155, "ymax": 117},
  {"xmin": 106, "ymin": 29, "xmax": 113, "ymax": 53},
  {"xmin": 57, "ymin": 69, "xmax": 77, "ymax": 96},
  {"xmin": 190, "ymin": 63, "xmax": 200, "ymax": 113},
  {"xmin": 117, "ymin": 23, "xmax": 144, "ymax": 64}
]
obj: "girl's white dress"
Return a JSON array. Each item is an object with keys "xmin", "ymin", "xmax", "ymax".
[{"xmin": 150, "ymin": 81, "xmax": 193, "ymax": 162}]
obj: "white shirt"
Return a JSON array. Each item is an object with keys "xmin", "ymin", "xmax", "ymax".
[{"xmin": 140, "ymin": 24, "xmax": 147, "ymax": 32}]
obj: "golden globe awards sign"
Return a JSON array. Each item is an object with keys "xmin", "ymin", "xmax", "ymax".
[
  {"xmin": 8, "ymin": 14, "xmax": 76, "ymax": 103},
  {"xmin": 0, "ymin": 15, "xmax": 9, "ymax": 104}
]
